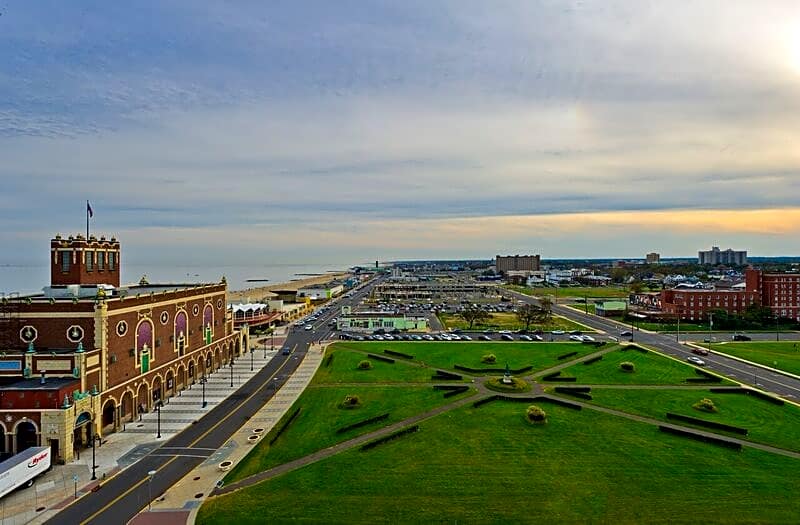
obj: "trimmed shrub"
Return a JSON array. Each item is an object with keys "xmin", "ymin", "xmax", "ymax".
[
  {"xmin": 582, "ymin": 355, "xmax": 603, "ymax": 365},
  {"xmin": 485, "ymin": 376, "xmax": 530, "ymax": 393},
  {"xmin": 619, "ymin": 361, "xmax": 635, "ymax": 373},
  {"xmin": 432, "ymin": 370, "xmax": 463, "ymax": 381},
  {"xmin": 336, "ymin": 413, "xmax": 390, "ymax": 434},
  {"xmin": 746, "ymin": 389, "xmax": 785, "ymax": 406},
  {"xmin": 695, "ymin": 368, "xmax": 718, "ymax": 379},
  {"xmin": 357, "ymin": 360, "xmax": 373, "ymax": 370},
  {"xmin": 557, "ymin": 351, "xmax": 578, "ymax": 360},
  {"xmin": 543, "ymin": 376, "xmax": 577, "ymax": 382},
  {"xmin": 360, "ymin": 425, "xmax": 419, "ymax": 451},
  {"xmin": 481, "ymin": 354, "xmax": 497, "ymax": 364},
  {"xmin": 526, "ymin": 405, "xmax": 547, "ymax": 424},
  {"xmin": 384, "ymin": 349, "xmax": 414, "ymax": 359},
  {"xmin": 658, "ymin": 425, "xmax": 742, "ymax": 451},
  {"xmin": 554, "ymin": 386, "xmax": 591, "ymax": 393},
  {"xmin": 693, "ymin": 398, "xmax": 717, "ymax": 413},
  {"xmin": 340, "ymin": 394, "xmax": 362, "ymax": 409},
  {"xmin": 666, "ymin": 412, "xmax": 748, "ymax": 435},
  {"xmin": 443, "ymin": 386, "xmax": 470, "ymax": 398},
  {"xmin": 268, "ymin": 407, "xmax": 302, "ymax": 445},
  {"xmin": 542, "ymin": 371, "xmax": 561, "ymax": 380},
  {"xmin": 367, "ymin": 353, "xmax": 395, "ymax": 364},
  {"xmin": 454, "ymin": 364, "xmax": 533, "ymax": 374}
]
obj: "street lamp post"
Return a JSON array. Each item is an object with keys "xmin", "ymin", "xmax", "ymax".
[
  {"xmin": 707, "ymin": 312, "xmax": 714, "ymax": 355},
  {"xmin": 230, "ymin": 360, "xmax": 234, "ymax": 387},
  {"xmin": 776, "ymin": 313, "xmax": 780, "ymax": 342},
  {"xmin": 250, "ymin": 346, "xmax": 254, "ymax": 372},
  {"xmin": 200, "ymin": 375, "xmax": 207, "ymax": 408},
  {"xmin": 147, "ymin": 470, "xmax": 156, "ymax": 511},
  {"xmin": 91, "ymin": 426, "xmax": 97, "ymax": 480},
  {"xmin": 156, "ymin": 402, "xmax": 161, "ymax": 439}
]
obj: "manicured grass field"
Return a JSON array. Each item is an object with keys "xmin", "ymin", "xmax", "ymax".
[
  {"xmin": 312, "ymin": 348, "xmax": 434, "ymax": 384},
  {"xmin": 508, "ymin": 284, "xmax": 630, "ymax": 299},
  {"xmin": 711, "ymin": 341, "xmax": 800, "ymax": 376},
  {"xmin": 583, "ymin": 388, "xmax": 800, "ymax": 453},
  {"xmin": 224, "ymin": 385, "xmax": 475, "ymax": 483},
  {"xmin": 199, "ymin": 400, "xmax": 800, "ymax": 524},
  {"xmin": 331, "ymin": 341, "xmax": 599, "ymax": 375},
  {"xmin": 556, "ymin": 347, "xmax": 732, "ymax": 385},
  {"xmin": 438, "ymin": 312, "xmax": 588, "ymax": 332}
]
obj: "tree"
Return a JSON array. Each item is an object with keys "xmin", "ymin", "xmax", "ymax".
[
  {"xmin": 630, "ymin": 281, "xmax": 644, "ymax": 294},
  {"xmin": 538, "ymin": 297, "xmax": 552, "ymax": 320},
  {"xmin": 459, "ymin": 306, "xmax": 491, "ymax": 330},
  {"xmin": 516, "ymin": 304, "xmax": 547, "ymax": 331}
]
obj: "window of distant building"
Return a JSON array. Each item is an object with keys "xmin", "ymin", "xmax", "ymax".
[
  {"xmin": 98, "ymin": 251, "xmax": 105, "ymax": 270},
  {"xmin": 108, "ymin": 252, "xmax": 115, "ymax": 271},
  {"xmin": 61, "ymin": 251, "xmax": 70, "ymax": 273},
  {"xmin": 85, "ymin": 251, "xmax": 93, "ymax": 271}
]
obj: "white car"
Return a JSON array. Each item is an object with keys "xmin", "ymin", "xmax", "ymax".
[
  {"xmin": 581, "ymin": 335, "xmax": 595, "ymax": 342},
  {"xmin": 449, "ymin": 334, "xmax": 461, "ymax": 341},
  {"xmin": 687, "ymin": 356, "xmax": 706, "ymax": 366},
  {"xmin": 532, "ymin": 335, "xmax": 544, "ymax": 341},
  {"xmin": 569, "ymin": 335, "xmax": 584, "ymax": 342},
  {"xmin": 461, "ymin": 335, "xmax": 472, "ymax": 341},
  {"xmin": 551, "ymin": 330, "xmax": 566, "ymax": 335},
  {"xmin": 422, "ymin": 334, "xmax": 434, "ymax": 341},
  {"xmin": 383, "ymin": 335, "xmax": 394, "ymax": 341},
  {"xmin": 304, "ymin": 325, "xmax": 313, "ymax": 331}
]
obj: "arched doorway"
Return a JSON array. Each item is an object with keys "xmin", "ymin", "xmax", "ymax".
[
  {"xmin": 73, "ymin": 412, "xmax": 92, "ymax": 454},
  {"xmin": 121, "ymin": 391, "xmax": 134, "ymax": 423},
  {"xmin": 188, "ymin": 361, "xmax": 195, "ymax": 384},
  {"xmin": 214, "ymin": 348, "xmax": 222, "ymax": 369},
  {"xmin": 165, "ymin": 370, "xmax": 175, "ymax": 397},
  {"xmin": 0, "ymin": 423, "xmax": 7, "ymax": 459},
  {"xmin": 205, "ymin": 353, "xmax": 212, "ymax": 376},
  {"xmin": 15, "ymin": 421, "xmax": 38, "ymax": 453},
  {"xmin": 137, "ymin": 383, "xmax": 149, "ymax": 413},
  {"xmin": 151, "ymin": 376, "xmax": 162, "ymax": 405},
  {"xmin": 101, "ymin": 399, "xmax": 116, "ymax": 433},
  {"xmin": 177, "ymin": 365, "xmax": 186, "ymax": 389}
]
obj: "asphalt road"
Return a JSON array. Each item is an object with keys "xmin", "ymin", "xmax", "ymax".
[
  {"xmin": 46, "ymin": 281, "xmax": 378, "ymax": 525},
  {"xmin": 506, "ymin": 290, "xmax": 800, "ymax": 402}
]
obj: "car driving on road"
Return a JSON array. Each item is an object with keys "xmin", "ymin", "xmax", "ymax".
[{"xmin": 686, "ymin": 356, "xmax": 706, "ymax": 366}]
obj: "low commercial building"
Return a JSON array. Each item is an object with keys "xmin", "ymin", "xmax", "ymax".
[
  {"xmin": 373, "ymin": 281, "xmax": 497, "ymax": 302},
  {"xmin": 297, "ymin": 284, "xmax": 344, "ymax": 301},
  {"xmin": 337, "ymin": 312, "xmax": 428, "ymax": 333},
  {"xmin": 595, "ymin": 301, "xmax": 627, "ymax": 317}
]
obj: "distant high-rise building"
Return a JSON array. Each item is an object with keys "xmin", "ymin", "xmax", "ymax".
[
  {"xmin": 646, "ymin": 252, "xmax": 661, "ymax": 264},
  {"xmin": 495, "ymin": 254, "xmax": 541, "ymax": 273},
  {"xmin": 698, "ymin": 246, "xmax": 747, "ymax": 265}
]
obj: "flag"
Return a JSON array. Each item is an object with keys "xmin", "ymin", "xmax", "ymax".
[{"xmin": 87, "ymin": 201, "xmax": 93, "ymax": 218}]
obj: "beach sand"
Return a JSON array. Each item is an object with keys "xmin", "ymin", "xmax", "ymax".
[{"xmin": 227, "ymin": 272, "xmax": 350, "ymax": 303}]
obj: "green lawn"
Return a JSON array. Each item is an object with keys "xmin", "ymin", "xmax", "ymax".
[
  {"xmin": 508, "ymin": 284, "xmax": 630, "ymax": 299},
  {"xmin": 199, "ymin": 400, "xmax": 800, "ymax": 524},
  {"xmin": 331, "ymin": 341, "xmax": 600, "ymax": 375},
  {"xmin": 555, "ymin": 347, "xmax": 732, "ymax": 385},
  {"xmin": 438, "ymin": 312, "xmax": 589, "ymax": 332},
  {"xmin": 711, "ymin": 341, "xmax": 800, "ymax": 376},
  {"xmin": 224, "ymin": 385, "xmax": 475, "ymax": 483},
  {"xmin": 312, "ymin": 348, "xmax": 434, "ymax": 384},
  {"xmin": 581, "ymin": 388, "xmax": 800, "ymax": 453}
]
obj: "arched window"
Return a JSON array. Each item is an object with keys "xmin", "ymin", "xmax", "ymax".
[
  {"xmin": 136, "ymin": 320, "xmax": 154, "ymax": 373},
  {"xmin": 203, "ymin": 305, "xmax": 214, "ymax": 344},
  {"xmin": 175, "ymin": 311, "xmax": 188, "ymax": 356}
]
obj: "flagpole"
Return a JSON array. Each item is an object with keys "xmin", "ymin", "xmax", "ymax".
[{"xmin": 86, "ymin": 200, "xmax": 90, "ymax": 238}]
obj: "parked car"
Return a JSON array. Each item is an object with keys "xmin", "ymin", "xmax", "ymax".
[
  {"xmin": 619, "ymin": 330, "xmax": 633, "ymax": 337},
  {"xmin": 500, "ymin": 334, "xmax": 514, "ymax": 341},
  {"xmin": 703, "ymin": 337, "xmax": 717, "ymax": 343},
  {"xmin": 478, "ymin": 335, "xmax": 492, "ymax": 341},
  {"xmin": 732, "ymin": 334, "xmax": 752, "ymax": 341},
  {"xmin": 519, "ymin": 335, "xmax": 533, "ymax": 341},
  {"xmin": 373, "ymin": 335, "xmax": 384, "ymax": 341},
  {"xmin": 304, "ymin": 325, "xmax": 313, "ymax": 331},
  {"xmin": 687, "ymin": 356, "xmax": 706, "ymax": 366},
  {"xmin": 411, "ymin": 335, "xmax": 423, "ymax": 341},
  {"xmin": 569, "ymin": 330, "xmax": 582, "ymax": 336},
  {"xmin": 422, "ymin": 334, "xmax": 434, "ymax": 341},
  {"xmin": 383, "ymin": 335, "xmax": 394, "ymax": 341},
  {"xmin": 581, "ymin": 335, "xmax": 595, "ymax": 342},
  {"xmin": 692, "ymin": 348, "xmax": 709, "ymax": 356},
  {"xmin": 461, "ymin": 335, "xmax": 472, "ymax": 341},
  {"xmin": 569, "ymin": 335, "xmax": 584, "ymax": 342},
  {"xmin": 551, "ymin": 330, "xmax": 565, "ymax": 335},
  {"xmin": 532, "ymin": 334, "xmax": 544, "ymax": 341}
]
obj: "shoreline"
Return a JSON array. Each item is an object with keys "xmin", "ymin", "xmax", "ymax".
[{"xmin": 227, "ymin": 272, "xmax": 351, "ymax": 303}]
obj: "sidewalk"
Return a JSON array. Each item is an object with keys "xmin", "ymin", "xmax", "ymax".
[
  {"xmin": 2, "ymin": 334, "xmax": 286, "ymax": 525},
  {"xmin": 128, "ymin": 343, "xmax": 326, "ymax": 525}
]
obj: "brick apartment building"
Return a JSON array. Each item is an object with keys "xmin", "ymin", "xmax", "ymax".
[
  {"xmin": 660, "ymin": 268, "xmax": 800, "ymax": 322},
  {"xmin": 0, "ymin": 234, "xmax": 245, "ymax": 463},
  {"xmin": 495, "ymin": 254, "xmax": 541, "ymax": 273}
]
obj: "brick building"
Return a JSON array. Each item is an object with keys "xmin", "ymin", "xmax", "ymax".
[
  {"xmin": 495, "ymin": 254, "xmax": 541, "ymax": 273},
  {"xmin": 0, "ymin": 234, "xmax": 245, "ymax": 463},
  {"xmin": 660, "ymin": 269, "xmax": 800, "ymax": 322}
]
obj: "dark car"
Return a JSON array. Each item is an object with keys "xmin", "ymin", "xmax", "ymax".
[
  {"xmin": 478, "ymin": 335, "xmax": 492, "ymax": 341},
  {"xmin": 500, "ymin": 334, "xmax": 514, "ymax": 341},
  {"xmin": 569, "ymin": 330, "xmax": 582, "ymax": 336},
  {"xmin": 281, "ymin": 347, "xmax": 291, "ymax": 355},
  {"xmin": 620, "ymin": 330, "xmax": 633, "ymax": 337},
  {"xmin": 692, "ymin": 347, "xmax": 709, "ymax": 356},
  {"xmin": 732, "ymin": 334, "xmax": 752, "ymax": 341}
]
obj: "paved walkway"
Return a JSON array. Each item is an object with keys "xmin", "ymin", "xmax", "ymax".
[
  {"xmin": 1, "ymin": 335, "xmax": 286, "ymax": 525},
  {"xmin": 126, "ymin": 343, "xmax": 326, "ymax": 525}
]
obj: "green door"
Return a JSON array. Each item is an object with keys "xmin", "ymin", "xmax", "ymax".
[{"xmin": 141, "ymin": 351, "xmax": 150, "ymax": 373}]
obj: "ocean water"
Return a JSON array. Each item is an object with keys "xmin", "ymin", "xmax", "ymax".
[{"xmin": 0, "ymin": 263, "xmax": 358, "ymax": 296}]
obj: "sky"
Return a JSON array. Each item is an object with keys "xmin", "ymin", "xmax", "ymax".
[{"xmin": 1, "ymin": 0, "xmax": 800, "ymax": 268}]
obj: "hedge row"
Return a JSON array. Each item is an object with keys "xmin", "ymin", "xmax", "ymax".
[
  {"xmin": 557, "ymin": 351, "xmax": 578, "ymax": 360},
  {"xmin": 367, "ymin": 353, "xmax": 396, "ymax": 364},
  {"xmin": 544, "ymin": 376, "xmax": 577, "ymax": 382},
  {"xmin": 695, "ymin": 368, "xmax": 719, "ymax": 379},
  {"xmin": 582, "ymin": 355, "xmax": 604, "ymax": 365},
  {"xmin": 323, "ymin": 354, "xmax": 334, "ymax": 368},
  {"xmin": 583, "ymin": 341, "xmax": 607, "ymax": 348},
  {"xmin": 269, "ymin": 406, "xmax": 302, "ymax": 445},
  {"xmin": 658, "ymin": 425, "xmax": 742, "ymax": 451},
  {"xmin": 473, "ymin": 395, "xmax": 501, "ymax": 408},
  {"xmin": 360, "ymin": 425, "xmax": 420, "ymax": 451},
  {"xmin": 542, "ymin": 371, "xmax": 561, "ymax": 380},
  {"xmin": 685, "ymin": 377, "xmax": 720, "ymax": 384},
  {"xmin": 558, "ymin": 391, "xmax": 592, "ymax": 400},
  {"xmin": 537, "ymin": 396, "xmax": 582, "ymax": 410},
  {"xmin": 454, "ymin": 364, "xmax": 533, "ymax": 374},
  {"xmin": 554, "ymin": 386, "xmax": 591, "ymax": 393},
  {"xmin": 383, "ymin": 349, "xmax": 414, "ymax": 359},
  {"xmin": 707, "ymin": 388, "xmax": 784, "ymax": 405},
  {"xmin": 432, "ymin": 370, "xmax": 463, "ymax": 381},
  {"xmin": 336, "ymin": 413, "xmax": 390, "ymax": 435},
  {"xmin": 665, "ymin": 412, "xmax": 748, "ymax": 435},
  {"xmin": 472, "ymin": 395, "xmax": 582, "ymax": 410},
  {"xmin": 433, "ymin": 385, "xmax": 468, "ymax": 391},
  {"xmin": 443, "ymin": 386, "xmax": 470, "ymax": 398}
]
